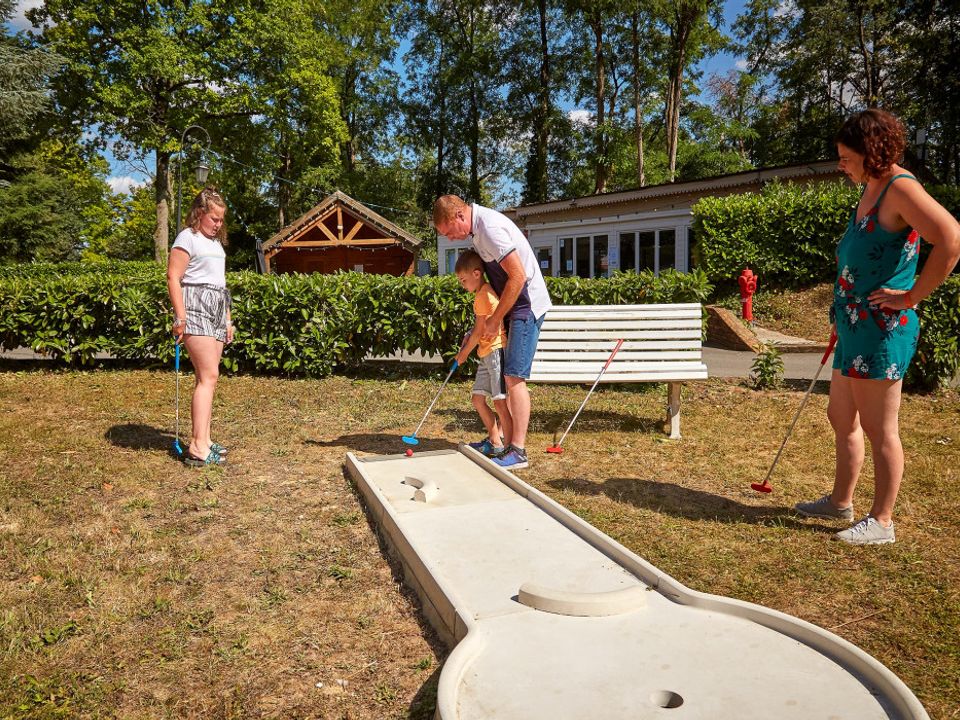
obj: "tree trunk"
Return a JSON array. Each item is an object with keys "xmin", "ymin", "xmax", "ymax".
[
  {"xmin": 632, "ymin": 10, "xmax": 645, "ymax": 187},
  {"xmin": 278, "ymin": 150, "xmax": 292, "ymax": 229},
  {"xmin": 592, "ymin": 8, "xmax": 607, "ymax": 194},
  {"xmin": 524, "ymin": 0, "xmax": 550, "ymax": 204},
  {"xmin": 435, "ymin": 40, "xmax": 447, "ymax": 198},
  {"xmin": 154, "ymin": 151, "xmax": 171, "ymax": 264}
]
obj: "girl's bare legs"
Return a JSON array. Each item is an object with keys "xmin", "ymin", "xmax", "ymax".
[
  {"xmin": 184, "ymin": 334, "xmax": 223, "ymax": 459},
  {"xmin": 850, "ymin": 377, "xmax": 904, "ymax": 525},
  {"xmin": 827, "ymin": 370, "xmax": 864, "ymax": 509}
]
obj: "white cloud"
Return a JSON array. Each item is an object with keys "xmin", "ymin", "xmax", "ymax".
[
  {"xmin": 735, "ymin": 58, "xmax": 750, "ymax": 71},
  {"xmin": 6, "ymin": 0, "xmax": 45, "ymax": 32},
  {"xmin": 568, "ymin": 109, "xmax": 593, "ymax": 127},
  {"xmin": 108, "ymin": 176, "xmax": 144, "ymax": 195}
]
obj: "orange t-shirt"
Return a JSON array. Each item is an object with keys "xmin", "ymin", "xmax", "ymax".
[{"xmin": 474, "ymin": 283, "xmax": 506, "ymax": 357}]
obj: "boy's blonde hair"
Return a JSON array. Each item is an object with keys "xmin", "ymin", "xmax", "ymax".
[
  {"xmin": 454, "ymin": 248, "xmax": 484, "ymax": 274},
  {"xmin": 433, "ymin": 194, "xmax": 468, "ymax": 226}
]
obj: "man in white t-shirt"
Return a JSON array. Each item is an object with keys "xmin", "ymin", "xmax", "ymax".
[{"xmin": 433, "ymin": 195, "xmax": 552, "ymax": 470}]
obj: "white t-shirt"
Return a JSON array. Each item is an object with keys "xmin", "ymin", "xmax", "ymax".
[
  {"xmin": 172, "ymin": 228, "xmax": 226, "ymax": 287},
  {"xmin": 470, "ymin": 204, "xmax": 552, "ymax": 321}
]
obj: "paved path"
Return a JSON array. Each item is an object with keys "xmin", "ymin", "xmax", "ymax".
[{"xmin": 2, "ymin": 341, "xmax": 832, "ymax": 381}]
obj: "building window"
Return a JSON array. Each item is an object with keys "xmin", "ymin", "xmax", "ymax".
[
  {"xmin": 444, "ymin": 248, "xmax": 460, "ymax": 275},
  {"xmin": 638, "ymin": 231, "xmax": 656, "ymax": 272},
  {"xmin": 559, "ymin": 237, "xmax": 574, "ymax": 276},
  {"xmin": 535, "ymin": 246, "xmax": 554, "ymax": 277},
  {"xmin": 593, "ymin": 234, "xmax": 609, "ymax": 278},
  {"xmin": 659, "ymin": 229, "xmax": 676, "ymax": 272},
  {"xmin": 619, "ymin": 232, "xmax": 637, "ymax": 273},
  {"xmin": 575, "ymin": 236, "xmax": 590, "ymax": 278},
  {"xmin": 688, "ymin": 225, "xmax": 698, "ymax": 269}
]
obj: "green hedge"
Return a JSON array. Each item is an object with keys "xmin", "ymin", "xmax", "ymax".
[
  {"xmin": 0, "ymin": 260, "xmax": 159, "ymax": 279},
  {"xmin": 908, "ymin": 275, "xmax": 960, "ymax": 391},
  {"xmin": 0, "ymin": 268, "xmax": 712, "ymax": 376},
  {"xmin": 692, "ymin": 180, "xmax": 859, "ymax": 287}
]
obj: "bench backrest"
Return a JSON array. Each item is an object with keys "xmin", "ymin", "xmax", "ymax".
[{"xmin": 528, "ymin": 303, "xmax": 709, "ymax": 384}]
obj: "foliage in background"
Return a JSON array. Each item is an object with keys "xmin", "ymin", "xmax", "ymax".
[
  {"xmin": 0, "ymin": 266, "xmax": 710, "ymax": 375},
  {"xmin": 692, "ymin": 180, "xmax": 859, "ymax": 287},
  {"xmin": 909, "ymin": 275, "xmax": 960, "ymax": 392}
]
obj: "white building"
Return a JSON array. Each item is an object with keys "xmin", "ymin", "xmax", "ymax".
[{"xmin": 437, "ymin": 160, "xmax": 843, "ymax": 277}]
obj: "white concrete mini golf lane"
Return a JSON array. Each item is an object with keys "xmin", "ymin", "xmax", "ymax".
[{"xmin": 345, "ymin": 447, "xmax": 928, "ymax": 720}]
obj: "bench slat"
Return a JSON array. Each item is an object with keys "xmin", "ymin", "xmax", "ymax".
[
  {"xmin": 538, "ymin": 329, "xmax": 703, "ymax": 340},
  {"xmin": 535, "ymin": 340, "xmax": 702, "ymax": 351},
  {"xmin": 533, "ymin": 359, "xmax": 706, "ymax": 372},
  {"xmin": 529, "ymin": 369, "xmax": 709, "ymax": 383},
  {"xmin": 534, "ymin": 350, "xmax": 702, "ymax": 361},
  {"xmin": 538, "ymin": 318, "xmax": 703, "ymax": 330}
]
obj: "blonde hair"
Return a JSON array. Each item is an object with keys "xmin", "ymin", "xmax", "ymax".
[
  {"xmin": 185, "ymin": 187, "xmax": 228, "ymax": 245},
  {"xmin": 454, "ymin": 248, "xmax": 484, "ymax": 274},
  {"xmin": 432, "ymin": 194, "xmax": 468, "ymax": 226}
]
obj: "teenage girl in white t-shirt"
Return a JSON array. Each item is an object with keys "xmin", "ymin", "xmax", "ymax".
[{"xmin": 166, "ymin": 187, "xmax": 234, "ymax": 466}]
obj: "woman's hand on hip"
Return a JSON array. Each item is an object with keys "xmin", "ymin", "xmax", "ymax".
[{"xmin": 868, "ymin": 287, "xmax": 913, "ymax": 310}]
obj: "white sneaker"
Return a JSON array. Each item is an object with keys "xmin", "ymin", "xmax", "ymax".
[{"xmin": 834, "ymin": 516, "xmax": 895, "ymax": 545}]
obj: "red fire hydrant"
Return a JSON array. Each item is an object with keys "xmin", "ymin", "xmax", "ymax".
[{"xmin": 738, "ymin": 267, "xmax": 757, "ymax": 323}]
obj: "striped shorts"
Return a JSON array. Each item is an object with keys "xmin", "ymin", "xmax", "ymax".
[{"xmin": 183, "ymin": 283, "xmax": 229, "ymax": 342}]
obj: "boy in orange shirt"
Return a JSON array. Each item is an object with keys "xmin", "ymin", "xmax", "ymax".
[{"xmin": 454, "ymin": 249, "xmax": 513, "ymax": 457}]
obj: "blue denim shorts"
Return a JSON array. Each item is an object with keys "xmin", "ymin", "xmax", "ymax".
[{"xmin": 503, "ymin": 313, "xmax": 545, "ymax": 380}]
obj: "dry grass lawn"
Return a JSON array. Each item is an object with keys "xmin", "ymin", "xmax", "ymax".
[{"xmin": 1, "ymin": 363, "xmax": 958, "ymax": 719}]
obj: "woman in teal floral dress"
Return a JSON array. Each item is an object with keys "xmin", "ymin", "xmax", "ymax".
[{"xmin": 794, "ymin": 109, "xmax": 960, "ymax": 545}]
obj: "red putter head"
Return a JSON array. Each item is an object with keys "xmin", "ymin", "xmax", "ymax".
[{"xmin": 751, "ymin": 481, "xmax": 772, "ymax": 494}]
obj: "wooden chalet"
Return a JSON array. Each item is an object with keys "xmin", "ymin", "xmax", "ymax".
[{"xmin": 259, "ymin": 191, "xmax": 422, "ymax": 275}]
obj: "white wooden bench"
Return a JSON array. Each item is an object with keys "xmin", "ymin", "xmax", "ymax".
[{"xmin": 528, "ymin": 303, "xmax": 708, "ymax": 439}]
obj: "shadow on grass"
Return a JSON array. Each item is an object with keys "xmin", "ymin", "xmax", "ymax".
[
  {"xmin": 547, "ymin": 476, "xmax": 838, "ymax": 533},
  {"xmin": 105, "ymin": 423, "xmax": 178, "ymax": 452},
  {"xmin": 305, "ymin": 433, "xmax": 459, "ymax": 454},
  {"xmin": 336, "ymin": 466, "xmax": 449, "ymax": 718},
  {"xmin": 434, "ymin": 407, "xmax": 664, "ymax": 435}
]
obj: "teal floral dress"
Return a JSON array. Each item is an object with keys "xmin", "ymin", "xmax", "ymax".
[{"xmin": 831, "ymin": 174, "xmax": 921, "ymax": 380}]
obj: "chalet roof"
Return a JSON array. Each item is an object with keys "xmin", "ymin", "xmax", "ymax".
[
  {"xmin": 262, "ymin": 190, "xmax": 422, "ymax": 253},
  {"xmin": 509, "ymin": 160, "xmax": 843, "ymax": 219}
]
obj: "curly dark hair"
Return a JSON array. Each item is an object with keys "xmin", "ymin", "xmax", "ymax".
[{"xmin": 835, "ymin": 109, "xmax": 907, "ymax": 178}]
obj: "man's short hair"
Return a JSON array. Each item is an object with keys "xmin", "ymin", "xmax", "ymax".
[
  {"xmin": 433, "ymin": 195, "xmax": 468, "ymax": 226},
  {"xmin": 454, "ymin": 248, "xmax": 484, "ymax": 274}
]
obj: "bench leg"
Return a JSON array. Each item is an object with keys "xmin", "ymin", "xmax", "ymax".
[{"xmin": 666, "ymin": 382, "xmax": 682, "ymax": 440}]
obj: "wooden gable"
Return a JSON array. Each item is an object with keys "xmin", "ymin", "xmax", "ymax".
[{"xmin": 260, "ymin": 191, "xmax": 422, "ymax": 276}]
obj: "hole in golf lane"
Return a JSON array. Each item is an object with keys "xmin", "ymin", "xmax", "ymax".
[{"xmin": 649, "ymin": 690, "xmax": 683, "ymax": 709}]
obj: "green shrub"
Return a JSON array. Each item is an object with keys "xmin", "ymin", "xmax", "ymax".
[
  {"xmin": 0, "ymin": 259, "xmax": 160, "ymax": 280},
  {"xmin": 0, "ymin": 269, "xmax": 712, "ymax": 376},
  {"xmin": 693, "ymin": 180, "xmax": 858, "ymax": 287},
  {"xmin": 907, "ymin": 275, "xmax": 960, "ymax": 391},
  {"xmin": 749, "ymin": 344, "xmax": 784, "ymax": 390}
]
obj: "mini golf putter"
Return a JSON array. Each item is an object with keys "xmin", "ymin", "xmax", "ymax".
[
  {"xmin": 402, "ymin": 360, "xmax": 459, "ymax": 448},
  {"xmin": 346, "ymin": 445, "xmax": 929, "ymax": 720}
]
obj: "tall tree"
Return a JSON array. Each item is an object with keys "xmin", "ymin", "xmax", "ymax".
[
  {"xmin": 0, "ymin": 0, "xmax": 62, "ymax": 162},
  {"xmin": 654, "ymin": 0, "xmax": 725, "ymax": 182}
]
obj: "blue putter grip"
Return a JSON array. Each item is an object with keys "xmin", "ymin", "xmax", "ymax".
[
  {"xmin": 450, "ymin": 359, "xmax": 459, "ymax": 372},
  {"xmin": 175, "ymin": 341, "xmax": 180, "ymax": 371}
]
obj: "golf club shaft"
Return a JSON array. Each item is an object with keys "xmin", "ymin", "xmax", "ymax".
[
  {"xmin": 410, "ymin": 362, "xmax": 458, "ymax": 440},
  {"xmin": 760, "ymin": 332, "xmax": 837, "ymax": 486},
  {"xmin": 554, "ymin": 339, "xmax": 624, "ymax": 449},
  {"xmin": 175, "ymin": 341, "xmax": 181, "ymax": 445}
]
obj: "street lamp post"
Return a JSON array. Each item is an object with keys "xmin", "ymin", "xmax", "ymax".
[{"xmin": 174, "ymin": 124, "xmax": 212, "ymax": 236}]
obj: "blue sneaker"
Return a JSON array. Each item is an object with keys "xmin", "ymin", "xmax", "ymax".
[
  {"xmin": 493, "ymin": 445, "xmax": 528, "ymax": 470},
  {"xmin": 468, "ymin": 438, "xmax": 505, "ymax": 458}
]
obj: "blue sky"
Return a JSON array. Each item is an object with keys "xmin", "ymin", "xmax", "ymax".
[{"xmin": 6, "ymin": 0, "xmax": 747, "ymax": 196}]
